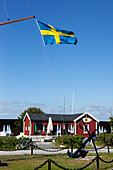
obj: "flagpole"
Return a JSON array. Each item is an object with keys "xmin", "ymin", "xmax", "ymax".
[{"xmin": 0, "ymin": 16, "xmax": 35, "ymax": 26}]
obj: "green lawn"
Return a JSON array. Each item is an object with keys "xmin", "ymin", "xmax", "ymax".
[{"xmin": 0, "ymin": 153, "xmax": 113, "ymax": 170}]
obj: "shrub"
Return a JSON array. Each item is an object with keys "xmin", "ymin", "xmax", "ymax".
[
  {"xmin": 0, "ymin": 137, "xmax": 18, "ymax": 150},
  {"xmin": 96, "ymin": 133, "xmax": 113, "ymax": 146},
  {"xmin": 0, "ymin": 136, "xmax": 29, "ymax": 150},
  {"xmin": 55, "ymin": 135, "xmax": 85, "ymax": 148}
]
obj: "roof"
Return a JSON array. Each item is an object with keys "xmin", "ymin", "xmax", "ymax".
[
  {"xmin": 99, "ymin": 121, "xmax": 110, "ymax": 125},
  {"xmin": 28, "ymin": 113, "xmax": 83, "ymax": 122},
  {"xmin": 0, "ymin": 119, "xmax": 17, "ymax": 121},
  {"xmin": 0, "ymin": 119, "xmax": 17, "ymax": 122},
  {"xmin": 99, "ymin": 120, "xmax": 110, "ymax": 123}
]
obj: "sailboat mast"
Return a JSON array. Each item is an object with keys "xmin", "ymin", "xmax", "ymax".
[
  {"xmin": 64, "ymin": 96, "xmax": 65, "ymax": 113},
  {"xmin": 72, "ymin": 90, "xmax": 75, "ymax": 114},
  {"xmin": 0, "ymin": 15, "xmax": 35, "ymax": 26}
]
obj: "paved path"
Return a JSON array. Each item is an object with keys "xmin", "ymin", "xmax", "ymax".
[{"xmin": 0, "ymin": 148, "xmax": 113, "ymax": 155}]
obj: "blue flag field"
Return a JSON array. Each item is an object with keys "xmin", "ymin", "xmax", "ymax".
[{"xmin": 38, "ymin": 20, "xmax": 78, "ymax": 45}]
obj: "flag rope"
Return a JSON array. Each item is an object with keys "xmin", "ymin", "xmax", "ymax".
[
  {"xmin": 3, "ymin": 0, "xmax": 9, "ymax": 20},
  {"xmin": 25, "ymin": 0, "xmax": 35, "ymax": 18},
  {"xmin": 35, "ymin": 19, "xmax": 45, "ymax": 46},
  {"xmin": 35, "ymin": 19, "xmax": 60, "ymax": 105}
]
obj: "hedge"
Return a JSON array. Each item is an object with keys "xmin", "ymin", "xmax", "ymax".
[
  {"xmin": 55, "ymin": 135, "xmax": 85, "ymax": 148},
  {"xmin": 0, "ymin": 137, "xmax": 29, "ymax": 150},
  {"xmin": 96, "ymin": 133, "xmax": 113, "ymax": 146}
]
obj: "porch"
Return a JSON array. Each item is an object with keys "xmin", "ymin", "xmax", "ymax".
[{"xmin": 32, "ymin": 122, "xmax": 75, "ymax": 136}]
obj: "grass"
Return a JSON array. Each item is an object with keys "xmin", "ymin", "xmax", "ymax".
[{"xmin": 0, "ymin": 153, "xmax": 113, "ymax": 169}]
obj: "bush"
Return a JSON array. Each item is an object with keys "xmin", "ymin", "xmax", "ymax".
[
  {"xmin": 0, "ymin": 136, "xmax": 29, "ymax": 150},
  {"xmin": 55, "ymin": 135, "xmax": 85, "ymax": 148},
  {"xmin": 96, "ymin": 133, "xmax": 113, "ymax": 146},
  {"xmin": 0, "ymin": 137, "xmax": 18, "ymax": 150}
]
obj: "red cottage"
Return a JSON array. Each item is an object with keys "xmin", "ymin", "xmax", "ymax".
[{"xmin": 23, "ymin": 112, "xmax": 99, "ymax": 138}]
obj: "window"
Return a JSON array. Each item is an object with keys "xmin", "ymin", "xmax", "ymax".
[
  {"xmin": 70, "ymin": 125, "xmax": 74, "ymax": 134},
  {"xmin": 104, "ymin": 127, "xmax": 106, "ymax": 133},
  {"xmin": 68, "ymin": 125, "xmax": 71, "ymax": 132},
  {"xmin": 84, "ymin": 124, "xmax": 89, "ymax": 133},
  {"xmin": 57, "ymin": 125, "xmax": 61, "ymax": 135},
  {"xmin": 43, "ymin": 125, "xmax": 47, "ymax": 133}
]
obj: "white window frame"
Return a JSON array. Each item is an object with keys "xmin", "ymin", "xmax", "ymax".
[
  {"xmin": 84, "ymin": 124, "xmax": 89, "ymax": 134},
  {"xmin": 57, "ymin": 124, "xmax": 61, "ymax": 136},
  {"xmin": 43, "ymin": 125, "xmax": 47, "ymax": 133}
]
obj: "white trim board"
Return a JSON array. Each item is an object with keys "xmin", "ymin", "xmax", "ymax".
[
  {"xmin": 23, "ymin": 112, "xmax": 31, "ymax": 122},
  {"xmin": 74, "ymin": 112, "xmax": 99, "ymax": 123}
]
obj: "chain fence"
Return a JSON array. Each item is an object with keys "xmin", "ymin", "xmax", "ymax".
[
  {"xmin": 37, "ymin": 144, "xmax": 113, "ymax": 153},
  {"xmin": 34, "ymin": 157, "xmax": 97, "ymax": 170},
  {"xmin": 99, "ymin": 156, "xmax": 113, "ymax": 164},
  {"xmin": 34, "ymin": 159, "xmax": 48, "ymax": 170},
  {"xmin": 37, "ymin": 146, "xmax": 69, "ymax": 152}
]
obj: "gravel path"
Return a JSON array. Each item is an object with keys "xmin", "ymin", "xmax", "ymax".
[{"xmin": 0, "ymin": 148, "xmax": 113, "ymax": 155}]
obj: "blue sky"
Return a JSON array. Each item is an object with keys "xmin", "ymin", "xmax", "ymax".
[{"xmin": 0, "ymin": 0, "xmax": 113, "ymax": 120}]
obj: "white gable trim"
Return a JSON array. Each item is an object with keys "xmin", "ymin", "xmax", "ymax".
[
  {"xmin": 23, "ymin": 112, "xmax": 31, "ymax": 122},
  {"xmin": 74, "ymin": 112, "xmax": 99, "ymax": 123}
]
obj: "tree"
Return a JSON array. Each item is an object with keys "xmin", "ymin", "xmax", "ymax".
[
  {"xmin": 110, "ymin": 117, "xmax": 113, "ymax": 129},
  {"xmin": 15, "ymin": 107, "xmax": 45, "ymax": 132}
]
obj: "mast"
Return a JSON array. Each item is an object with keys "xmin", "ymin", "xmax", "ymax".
[
  {"xmin": 64, "ymin": 96, "xmax": 65, "ymax": 113},
  {"xmin": 60, "ymin": 96, "xmax": 65, "ymax": 147},
  {"xmin": 72, "ymin": 90, "xmax": 75, "ymax": 114},
  {"xmin": 0, "ymin": 16, "xmax": 35, "ymax": 26}
]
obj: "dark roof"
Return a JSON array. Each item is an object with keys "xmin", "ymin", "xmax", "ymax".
[
  {"xmin": 0, "ymin": 119, "xmax": 17, "ymax": 125},
  {"xmin": 0, "ymin": 119, "xmax": 17, "ymax": 121},
  {"xmin": 0, "ymin": 119, "xmax": 17, "ymax": 123},
  {"xmin": 99, "ymin": 121, "xmax": 110, "ymax": 123},
  {"xmin": 99, "ymin": 121, "xmax": 110, "ymax": 126},
  {"xmin": 28, "ymin": 113, "xmax": 83, "ymax": 122}
]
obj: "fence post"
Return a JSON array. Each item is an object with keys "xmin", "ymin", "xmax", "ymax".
[
  {"xmin": 48, "ymin": 159, "xmax": 51, "ymax": 170},
  {"xmin": 71, "ymin": 145, "xmax": 73, "ymax": 156},
  {"xmin": 108, "ymin": 144, "xmax": 110, "ymax": 153},
  {"xmin": 31, "ymin": 144, "xmax": 33, "ymax": 155},
  {"xmin": 30, "ymin": 138, "xmax": 33, "ymax": 155},
  {"xmin": 96, "ymin": 155, "xmax": 99, "ymax": 169}
]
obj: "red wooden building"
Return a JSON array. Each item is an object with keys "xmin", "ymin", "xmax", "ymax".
[
  {"xmin": 0, "ymin": 119, "xmax": 19, "ymax": 136},
  {"xmin": 23, "ymin": 112, "xmax": 100, "ymax": 138}
]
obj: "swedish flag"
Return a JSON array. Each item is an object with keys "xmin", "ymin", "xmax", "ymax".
[{"xmin": 38, "ymin": 20, "xmax": 78, "ymax": 45}]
